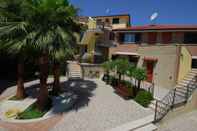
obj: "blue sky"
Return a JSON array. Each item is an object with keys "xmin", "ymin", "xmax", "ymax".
[{"xmin": 69, "ymin": 0, "xmax": 197, "ymax": 25}]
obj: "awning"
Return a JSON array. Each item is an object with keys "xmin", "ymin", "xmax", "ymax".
[
  {"xmin": 144, "ymin": 56, "xmax": 158, "ymax": 61},
  {"xmin": 113, "ymin": 52, "xmax": 140, "ymax": 56}
]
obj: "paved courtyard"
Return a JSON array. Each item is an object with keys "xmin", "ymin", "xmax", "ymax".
[
  {"xmin": 0, "ymin": 78, "xmax": 154, "ymax": 131},
  {"xmin": 158, "ymin": 110, "xmax": 197, "ymax": 131}
]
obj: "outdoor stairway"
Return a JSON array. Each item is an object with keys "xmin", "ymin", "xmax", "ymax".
[
  {"xmin": 67, "ymin": 61, "xmax": 83, "ymax": 80},
  {"xmin": 149, "ymin": 69, "xmax": 197, "ymax": 122}
]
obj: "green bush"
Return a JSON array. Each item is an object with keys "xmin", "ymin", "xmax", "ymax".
[{"xmin": 134, "ymin": 91, "xmax": 153, "ymax": 107}]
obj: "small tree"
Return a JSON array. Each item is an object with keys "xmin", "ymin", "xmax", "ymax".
[
  {"xmin": 133, "ymin": 68, "xmax": 147, "ymax": 93},
  {"xmin": 114, "ymin": 58, "xmax": 129, "ymax": 83},
  {"xmin": 127, "ymin": 64, "xmax": 135, "ymax": 79}
]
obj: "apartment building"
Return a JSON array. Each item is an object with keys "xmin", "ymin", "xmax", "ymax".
[{"xmin": 109, "ymin": 25, "xmax": 197, "ymax": 88}]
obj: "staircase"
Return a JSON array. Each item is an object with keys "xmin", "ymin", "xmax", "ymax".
[
  {"xmin": 149, "ymin": 69, "xmax": 197, "ymax": 122},
  {"xmin": 67, "ymin": 61, "xmax": 83, "ymax": 80}
]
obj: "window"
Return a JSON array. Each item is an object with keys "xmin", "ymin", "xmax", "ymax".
[
  {"xmin": 118, "ymin": 33, "xmax": 141, "ymax": 43},
  {"xmin": 124, "ymin": 34, "xmax": 135, "ymax": 43},
  {"xmin": 184, "ymin": 32, "xmax": 197, "ymax": 43},
  {"xmin": 112, "ymin": 18, "xmax": 119, "ymax": 24}
]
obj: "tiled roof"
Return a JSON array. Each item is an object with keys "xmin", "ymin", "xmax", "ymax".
[{"xmin": 113, "ymin": 25, "xmax": 197, "ymax": 31}]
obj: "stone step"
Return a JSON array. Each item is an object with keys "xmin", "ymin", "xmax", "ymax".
[
  {"xmin": 174, "ymin": 95, "xmax": 186, "ymax": 105},
  {"xmin": 185, "ymin": 75, "xmax": 196, "ymax": 79},
  {"xmin": 176, "ymin": 87, "xmax": 193, "ymax": 92},
  {"xmin": 177, "ymin": 82, "xmax": 196, "ymax": 87},
  {"xmin": 133, "ymin": 123, "xmax": 157, "ymax": 131},
  {"xmin": 180, "ymin": 80, "xmax": 196, "ymax": 84},
  {"xmin": 175, "ymin": 91, "xmax": 186, "ymax": 98},
  {"xmin": 69, "ymin": 71, "xmax": 81, "ymax": 73},
  {"xmin": 69, "ymin": 74, "xmax": 82, "ymax": 77}
]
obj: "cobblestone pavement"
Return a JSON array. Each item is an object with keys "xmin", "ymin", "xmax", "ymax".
[
  {"xmin": 158, "ymin": 110, "xmax": 197, "ymax": 131},
  {"xmin": 0, "ymin": 78, "xmax": 153, "ymax": 131},
  {"xmin": 51, "ymin": 79, "xmax": 154, "ymax": 131}
]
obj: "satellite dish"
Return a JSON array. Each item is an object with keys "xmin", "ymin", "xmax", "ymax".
[
  {"xmin": 150, "ymin": 12, "xmax": 158, "ymax": 21},
  {"xmin": 88, "ymin": 17, "xmax": 94, "ymax": 21},
  {"xmin": 105, "ymin": 8, "xmax": 110, "ymax": 14}
]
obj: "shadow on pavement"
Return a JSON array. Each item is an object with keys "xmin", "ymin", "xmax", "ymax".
[{"xmin": 24, "ymin": 79, "xmax": 97, "ymax": 114}]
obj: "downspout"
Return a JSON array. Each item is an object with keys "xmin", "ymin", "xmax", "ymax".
[{"xmin": 175, "ymin": 45, "xmax": 181, "ymax": 84}]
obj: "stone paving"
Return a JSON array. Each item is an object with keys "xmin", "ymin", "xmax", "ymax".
[
  {"xmin": 51, "ymin": 79, "xmax": 154, "ymax": 131},
  {"xmin": 0, "ymin": 78, "xmax": 154, "ymax": 131},
  {"xmin": 158, "ymin": 110, "xmax": 197, "ymax": 131}
]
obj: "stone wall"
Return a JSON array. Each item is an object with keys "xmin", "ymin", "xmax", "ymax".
[{"xmin": 80, "ymin": 63, "xmax": 104, "ymax": 78}]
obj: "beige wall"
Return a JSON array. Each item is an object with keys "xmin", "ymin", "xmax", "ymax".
[
  {"xmin": 94, "ymin": 15, "xmax": 130, "ymax": 29},
  {"xmin": 137, "ymin": 45, "xmax": 178, "ymax": 89},
  {"xmin": 80, "ymin": 64, "xmax": 103, "ymax": 78},
  {"xmin": 177, "ymin": 46, "xmax": 192, "ymax": 82}
]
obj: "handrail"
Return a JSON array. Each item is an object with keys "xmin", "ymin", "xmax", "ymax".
[
  {"xmin": 154, "ymin": 88, "xmax": 176, "ymax": 122},
  {"xmin": 154, "ymin": 73, "xmax": 197, "ymax": 123}
]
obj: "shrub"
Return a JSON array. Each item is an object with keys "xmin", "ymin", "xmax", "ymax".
[{"xmin": 134, "ymin": 91, "xmax": 153, "ymax": 107}]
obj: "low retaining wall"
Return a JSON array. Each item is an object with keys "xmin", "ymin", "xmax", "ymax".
[{"xmin": 80, "ymin": 63, "xmax": 104, "ymax": 78}]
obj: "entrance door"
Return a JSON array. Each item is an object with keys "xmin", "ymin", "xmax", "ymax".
[{"xmin": 146, "ymin": 62, "xmax": 154, "ymax": 82}]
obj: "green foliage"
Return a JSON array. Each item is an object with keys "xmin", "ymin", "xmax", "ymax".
[
  {"xmin": 0, "ymin": 0, "xmax": 81, "ymax": 63},
  {"xmin": 102, "ymin": 60, "xmax": 115, "ymax": 73},
  {"xmin": 17, "ymin": 100, "xmax": 52, "ymax": 119},
  {"xmin": 134, "ymin": 91, "xmax": 153, "ymax": 107},
  {"xmin": 114, "ymin": 58, "xmax": 129, "ymax": 75},
  {"xmin": 126, "ymin": 64, "xmax": 135, "ymax": 78},
  {"xmin": 133, "ymin": 68, "xmax": 147, "ymax": 81}
]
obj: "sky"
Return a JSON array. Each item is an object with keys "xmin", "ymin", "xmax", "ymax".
[{"xmin": 69, "ymin": 0, "xmax": 197, "ymax": 25}]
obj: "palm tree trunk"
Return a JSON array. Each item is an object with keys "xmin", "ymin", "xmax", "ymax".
[
  {"xmin": 16, "ymin": 62, "xmax": 26, "ymax": 99},
  {"xmin": 52, "ymin": 62, "xmax": 61, "ymax": 95},
  {"xmin": 37, "ymin": 54, "xmax": 49, "ymax": 111}
]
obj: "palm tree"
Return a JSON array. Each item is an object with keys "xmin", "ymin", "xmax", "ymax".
[
  {"xmin": 0, "ymin": 0, "xmax": 32, "ymax": 99},
  {"xmin": 29, "ymin": 0, "xmax": 80, "ymax": 110},
  {"xmin": 0, "ymin": 0, "xmax": 80, "ymax": 110}
]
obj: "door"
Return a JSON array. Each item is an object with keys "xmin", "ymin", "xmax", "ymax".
[{"xmin": 146, "ymin": 62, "xmax": 154, "ymax": 82}]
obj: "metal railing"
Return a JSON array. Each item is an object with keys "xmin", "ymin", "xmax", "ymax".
[
  {"xmin": 154, "ymin": 74, "xmax": 197, "ymax": 123},
  {"xmin": 154, "ymin": 88, "xmax": 176, "ymax": 122},
  {"xmin": 185, "ymin": 75, "xmax": 197, "ymax": 101}
]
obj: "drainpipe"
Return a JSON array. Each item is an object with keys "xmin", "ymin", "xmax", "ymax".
[{"xmin": 175, "ymin": 45, "xmax": 181, "ymax": 84}]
